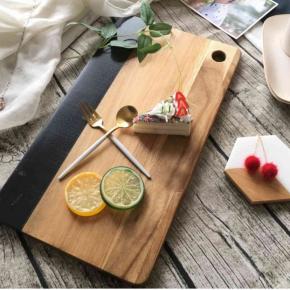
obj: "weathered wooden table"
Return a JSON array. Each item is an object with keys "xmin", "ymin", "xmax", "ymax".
[{"xmin": 0, "ymin": 1, "xmax": 289, "ymax": 287}]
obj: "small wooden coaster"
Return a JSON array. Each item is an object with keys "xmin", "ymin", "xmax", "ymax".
[{"xmin": 225, "ymin": 135, "xmax": 290, "ymax": 204}]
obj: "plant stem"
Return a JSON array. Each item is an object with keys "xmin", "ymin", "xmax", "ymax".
[{"xmin": 149, "ymin": 31, "xmax": 182, "ymax": 91}]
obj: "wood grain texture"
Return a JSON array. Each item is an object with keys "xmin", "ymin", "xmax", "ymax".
[
  {"xmin": 0, "ymin": 226, "xmax": 42, "ymax": 287},
  {"xmin": 154, "ymin": 1, "xmax": 290, "ymax": 287},
  {"xmin": 22, "ymin": 29, "xmax": 240, "ymax": 284},
  {"xmin": 25, "ymin": 27, "xmax": 187, "ymax": 289},
  {"xmin": 25, "ymin": 236, "xmax": 186, "ymax": 288},
  {"xmin": 1, "ymin": 20, "xmax": 188, "ymax": 288},
  {"xmin": 0, "ymin": 77, "xmax": 65, "ymax": 288},
  {"xmin": 2, "ymin": 0, "xmax": 290, "ymax": 287},
  {"xmin": 167, "ymin": 141, "xmax": 290, "ymax": 288},
  {"xmin": 225, "ymin": 168, "xmax": 290, "ymax": 204}
]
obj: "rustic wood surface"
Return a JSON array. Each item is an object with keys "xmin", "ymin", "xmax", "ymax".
[
  {"xmin": 225, "ymin": 168, "xmax": 290, "ymax": 204},
  {"xmin": 0, "ymin": 0, "xmax": 290, "ymax": 287},
  {"xmin": 22, "ymin": 28, "xmax": 240, "ymax": 284}
]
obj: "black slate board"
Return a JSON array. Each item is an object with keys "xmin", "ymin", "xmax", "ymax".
[{"xmin": 0, "ymin": 17, "xmax": 145, "ymax": 231}]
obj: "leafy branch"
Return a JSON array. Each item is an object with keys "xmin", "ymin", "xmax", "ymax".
[{"xmin": 67, "ymin": 0, "xmax": 172, "ymax": 63}]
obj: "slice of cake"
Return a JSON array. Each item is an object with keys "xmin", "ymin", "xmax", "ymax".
[{"xmin": 133, "ymin": 91, "xmax": 192, "ymax": 136}]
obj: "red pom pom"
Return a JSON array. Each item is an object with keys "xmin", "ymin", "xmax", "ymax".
[
  {"xmin": 261, "ymin": 163, "xmax": 278, "ymax": 181},
  {"xmin": 244, "ymin": 155, "xmax": 260, "ymax": 173}
]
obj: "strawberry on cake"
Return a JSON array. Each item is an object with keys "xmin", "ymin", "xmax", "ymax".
[{"xmin": 133, "ymin": 91, "xmax": 192, "ymax": 136}]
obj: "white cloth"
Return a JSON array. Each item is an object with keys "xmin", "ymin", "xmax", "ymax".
[{"xmin": 0, "ymin": 0, "xmax": 147, "ymax": 131}]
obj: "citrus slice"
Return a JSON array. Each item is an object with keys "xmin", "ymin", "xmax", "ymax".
[
  {"xmin": 100, "ymin": 166, "xmax": 144, "ymax": 210},
  {"xmin": 65, "ymin": 172, "xmax": 106, "ymax": 216}
]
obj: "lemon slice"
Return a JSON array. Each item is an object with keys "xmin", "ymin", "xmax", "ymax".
[
  {"xmin": 65, "ymin": 172, "xmax": 106, "ymax": 216},
  {"xmin": 100, "ymin": 166, "xmax": 144, "ymax": 210}
]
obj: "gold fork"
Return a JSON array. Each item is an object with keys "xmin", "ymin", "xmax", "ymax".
[{"xmin": 80, "ymin": 102, "xmax": 151, "ymax": 179}]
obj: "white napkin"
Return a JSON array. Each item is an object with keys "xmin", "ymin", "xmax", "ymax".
[{"xmin": 0, "ymin": 0, "xmax": 148, "ymax": 131}]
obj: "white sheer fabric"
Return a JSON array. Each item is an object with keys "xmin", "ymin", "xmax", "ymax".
[{"xmin": 0, "ymin": 0, "xmax": 147, "ymax": 130}]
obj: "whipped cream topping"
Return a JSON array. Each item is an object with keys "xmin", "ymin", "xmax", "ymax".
[{"xmin": 134, "ymin": 92, "xmax": 192, "ymax": 123}]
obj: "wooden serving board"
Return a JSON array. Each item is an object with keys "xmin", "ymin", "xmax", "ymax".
[{"xmin": 1, "ymin": 22, "xmax": 240, "ymax": 284}]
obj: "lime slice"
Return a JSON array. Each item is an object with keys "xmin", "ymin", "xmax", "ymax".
[
  {"xmin": 65, "ymin": 172, "xmax": 106, "ymax": 216},
  {"xmin": 100, "ymin": 166, "xmax": 144, "ymax": 210}
]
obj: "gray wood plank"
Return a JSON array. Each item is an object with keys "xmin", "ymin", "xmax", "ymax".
[
  {"xmin": 164, "ymin": 1, "xmax": 290, "ymax": 240},
  {"xmin": 54, "ymin": 21, "xmax": 104, "ymax": 92},
  {"xmin": 167, "ymin": 142, "xmax": 290, "ymax": 287},
  {"xmin": 0, "ymin": 226, "xmax": 42, "ymax": 287},
  {"xmin": 25, "ymin": 236, "xmax": 186, "ymax": 288},
  {"xmin": 0, "ymin": 79, "xmax": 65, "ymax": 288},
  {"xmin": 236, "ymin": 37, "xmax": 263, "ymax": 65},
  {"xmin": 0, "ymin": 18, "xmax": 187, "ymax": 288},
  {"xmin": 1, "ymin": 1, "xmax": 290, "ymax": 287},
  {"xmin": 0, "ymin": 78, "xmax": 65, "ymax": 190},
  {"xmin": 152, "ymin": 0, "xmax": 290, "ymax": 287}
]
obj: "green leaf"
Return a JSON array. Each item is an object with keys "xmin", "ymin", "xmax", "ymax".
[
  {"xmin": 149, "ymin": 23, "xmax": 172, "ymax": 37},
  {"xmin": 101, "ymin": 22, "xmax": 117, "ymax": 39},
  {"xmin": 137, "ymin": 34, "xmax": 152, "ymax": 62},
  {"xmin": 137, "ymin": 43, "xmax": 161, "ymax": 62},
  {"xmin": 140, "ymin": 43, "xmax": 161, "ymax": 54},
  {"xmin": 138, "ymin": 34, "xmax": 153, "ymax": 49},
  {"xmin": 137, "ymin": 34, "xmax": 162, "ymax": 62},
  {"xmin": 110, "ymin": 40, "xmax": 137, "ymax": 49},
  {"xmin": 140, "ymin": 0, "xmax": 155, "ymax": 25},
  {"xmin": 137, "ymin": 50, "xmax": 146, "ymax": 62},
  {"xmin": 67, "ymin": 22, "xmax": 102, "ymax": 33}
]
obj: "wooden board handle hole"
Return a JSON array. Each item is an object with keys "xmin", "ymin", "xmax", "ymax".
[{"xmin": 212, "ymin": 50, "xmax": 226, "ymax": 62}]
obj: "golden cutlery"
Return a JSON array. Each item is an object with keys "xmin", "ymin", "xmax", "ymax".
[
  {"xmin": 58, "ymin": 105, "xmax": 138, "ymax": 180},
  {"xmin": 80, "ymin": 102, "xmax": 151, "ymax": 179}
]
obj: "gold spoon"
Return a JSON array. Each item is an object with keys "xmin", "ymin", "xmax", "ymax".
[{"xmin": 58, "ymin": 106, "xmax": 138, "ymax": 180}]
